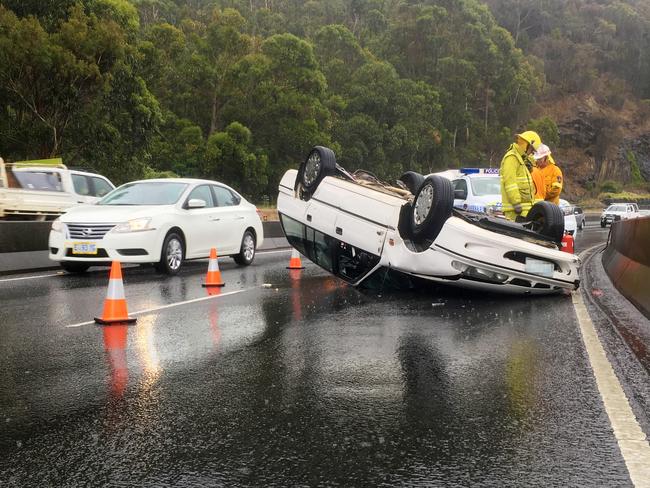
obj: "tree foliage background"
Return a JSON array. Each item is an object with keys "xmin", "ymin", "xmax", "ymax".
[{"xmin": 1, "ymin": 0, "xmax": 649, "ymax": 200}]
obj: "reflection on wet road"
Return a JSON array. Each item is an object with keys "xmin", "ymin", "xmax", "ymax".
[{"xmin": 0, "ymin": 225, "xmax": 639, "ymax": 486}]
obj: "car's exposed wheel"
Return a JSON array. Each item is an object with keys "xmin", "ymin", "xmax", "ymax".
[
  {"xmin": 156, "ymin": 232, "xmax": 184, "ymax": 275},
  {"xmin": 526, "ymin": 201, "xmax": 565, "ymax": 243},
  {"xmin": 60, "ymin": 262, "xmax": 90, "ymax": 273},
  {"xmin": 399, "ymin": 171, "xmax": 425, "ymax": 195},
  {"xmin": 295, "ymin": 146, "xmax": 337, "ymax": 200},
  {"xmin": 579, "ymin": 219, "xmax": 584, "ymax": 230},
  {"xmin": 234, "ymin": 230, "xmax": 256, "ymax": 266},
  {"xmin": 600, "ymin": 220, "xmax": 606, "ymax": 228},
  {"xmin": 409, "ymin": 175, "xmax": 454, "ymax": 242}
]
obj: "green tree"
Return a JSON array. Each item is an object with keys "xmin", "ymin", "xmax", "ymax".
[
  {"xmin": 204, "ymin": 121, "xmax": 269, "ymax": 199},
  {"xmin": 223, "ymin": 33, "xmax": 330, "ymax": 193}
]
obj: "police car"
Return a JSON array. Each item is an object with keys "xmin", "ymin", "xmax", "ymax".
[{"xmin": 449, "ymin": 168, "xmax": 502, "ymax": 214}]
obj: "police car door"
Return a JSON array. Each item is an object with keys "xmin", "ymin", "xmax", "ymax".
[{"xmin": 452, "ymin": 178, "xmax": 468, "ymax": 210}]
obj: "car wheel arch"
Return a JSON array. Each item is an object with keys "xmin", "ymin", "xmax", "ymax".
[{"xmin": 159, "ymin": 227, "xmax": 186, "ymax": 256}]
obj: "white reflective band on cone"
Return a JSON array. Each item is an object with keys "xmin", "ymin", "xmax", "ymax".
[
  {"xmin": 208, "ymin": 259, "xmax": 220, "ymax": 272},
  {"xmin": 106, "ymin": 279, "xmax": 126, "ymax": 300}
]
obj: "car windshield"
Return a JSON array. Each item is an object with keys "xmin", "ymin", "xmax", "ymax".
[
  {"xmin": 470, "ymin": 176, "xmax": 501, "ymax": 196},
  {"xmin": 99, "ymin": 181, "xmax": 188, "ymax": 205},
  {"xmin": 607, "ymin": 205, "xmax": 626, "ymax": 212}
]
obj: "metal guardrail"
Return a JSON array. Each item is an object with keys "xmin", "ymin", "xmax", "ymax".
[{"xmin": 602, "ymin": 216, "xmax": 650, "ymax": 319}]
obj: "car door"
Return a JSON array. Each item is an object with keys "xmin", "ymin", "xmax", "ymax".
[
  {"xmin": 88, "ymin": 176, "xmax": 114, "ymax": 199},
  {"xmin": 71, "ymin": 174, "xmax": 94, "ymax": 204},
  {"xmin": 183, "ymin": 184, "xmax": 219, "ymax": 257},
  {"xmin": 452, "ymin": 179, "xmax": 468, "ymax": 209},
  {"xmin": 211, "ymin": 185, "xmax": 244, "ymax": 254}
]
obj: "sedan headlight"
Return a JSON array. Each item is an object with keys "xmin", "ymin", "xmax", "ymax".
[
  {"xmin": 51, "ymin": 218, "xmax": 64, "ymax": 233},
  {"xmin": 112, "ymin": 217, "xmax": 154, "ymax": 233}
]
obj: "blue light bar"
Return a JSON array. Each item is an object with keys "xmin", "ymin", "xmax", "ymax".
[{"xmin": 459, "ymin": 167, "xmax": 500, "ymax": 175}]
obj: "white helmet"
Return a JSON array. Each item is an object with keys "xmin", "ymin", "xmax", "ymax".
[{"xmin": 534, "ymin": 143, "xmax": 551, "ymax": 160}]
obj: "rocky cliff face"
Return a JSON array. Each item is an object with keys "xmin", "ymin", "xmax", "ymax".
[{"xmin": 549, "ymin": 96, "xmax": 650, "ymax": 201}]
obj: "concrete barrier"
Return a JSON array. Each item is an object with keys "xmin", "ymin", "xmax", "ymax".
[
  {"xmin": 602, "ymin": 216, "xmax": 650, "ymax": 319},
  {"xmin": 0, "ymin": 220, "xmax": 287, "ymax": 275}
]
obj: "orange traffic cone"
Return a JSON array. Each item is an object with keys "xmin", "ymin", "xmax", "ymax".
[
  {"xmin": 95, "ymin": 261, "xmax": 136, "ymax": 324},
  {"xmin": 286, "ymin": 248, "xmax": 305, "ymax": 269},
  {"xmin": 202, "ymin": 247, "xmax": 225, "ymax": 287}
]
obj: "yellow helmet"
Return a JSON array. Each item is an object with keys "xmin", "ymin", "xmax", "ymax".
[{"xmin": 516, "ymin": 130, "xmax": 542, "ymax": 150}]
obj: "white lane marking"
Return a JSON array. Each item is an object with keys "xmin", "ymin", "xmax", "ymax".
[
  {"xmin": 257, "ymin": 248, "xmax": 292, "ymax": 255},
  {"xmin": 0, "ymin": 273, "xmax": 62, "ymax": 283},
  {"xmin": 65, "ymin": 287, "xmax": 254, "ymax": 328},
  {"xmin": 572, "ymin": 291, "xmax": 650, "ymax": 486}
]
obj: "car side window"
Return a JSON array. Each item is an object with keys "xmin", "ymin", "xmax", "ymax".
[
  {"xmin": 452, "ymin": 179, "xmax": 467, "ymax": 199},
  {"xmin": 91, "ymin": 177, "xmax": 113, "ymax": 197},
  {"xmin": 212, "ymin": 185, "xmax": 241, "ymax": 207},
  {"xmin": 452, "ymin": 179, "xmax": 467, "ymax": 193},
  {"xmin": 72, "ymin": 174, "xmax": 90, "ymax": 196},
  {"xmin": 187, "ymin": 184, "xmax": 215, "ymax": 208}
]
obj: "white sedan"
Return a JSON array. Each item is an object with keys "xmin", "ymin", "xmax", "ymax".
[{"xmin": 49, "ymin": 178, "xmax": 264, "ymax": 274}]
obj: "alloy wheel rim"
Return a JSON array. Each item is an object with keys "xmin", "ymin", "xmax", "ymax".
[
  {"xmin": 303, "ymin": 151, "xmax": 322, "ymax": 187},
  {"xmin": 167, "ymin": 238, "xmax": 182, "ymax": 270},
  {"xmin": 243, "ymin": 234, "xmax": 255, "ymax": 261},
  {"xmin": 413, "ymin": 184, "xmax": 434, "ymax": 226}
]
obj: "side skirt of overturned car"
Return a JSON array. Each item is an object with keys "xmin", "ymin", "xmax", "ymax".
[{"xmin": 359, "ymin": 262, "xmax": 578, "ymax": 294}]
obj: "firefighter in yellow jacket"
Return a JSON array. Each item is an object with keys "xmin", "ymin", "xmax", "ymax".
[
  {"xmin": 533, "ymin": 144, "xmax": 563, "ymax": 204},
  {"xmin": 500, "ymin": 131, "xmax": 541, "ymax": 221}
]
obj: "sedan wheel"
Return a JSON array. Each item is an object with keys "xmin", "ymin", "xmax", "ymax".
[
  {"xmin": 234, "ymin": 230, "xmax": 256, "ymax": 266},
  {"xmin": 157, "ymin": 233, "xmax": 184, "ymax": 275}
]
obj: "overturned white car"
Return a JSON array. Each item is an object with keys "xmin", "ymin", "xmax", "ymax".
[{"xmin": 277, "ymin": 146, "xmax": 580, "ymax": 294}]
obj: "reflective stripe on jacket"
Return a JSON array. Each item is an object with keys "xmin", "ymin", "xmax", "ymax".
[
  {"xmin": 541, "ymin": 156, "xmax": 563, "ymax": 204},
  {"xmin": 500, "ymin": 144, "xmax": 535, "ymax": 217}
]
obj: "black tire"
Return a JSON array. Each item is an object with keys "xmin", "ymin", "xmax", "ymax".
[
  {"xmin": 399, "ymin": 171, "xmax": 425, "ymax": 195},
  {"xmin": 526, "ymin": 201, "xmax": 565, "ymax": 243},
  {"xmin": 295, "ymin": 146, "xmax": 337, "ymax": 200},
  {"xmin": 579, "ymin": 219, "xmax": 584, "ymax": 230},
  {"xmin": 409, "ymin": 175, "xmax": 454, "ymax": 241},
  {"xmin": 156, "ymin": 232, "xmax": 184, "ymax": 275},
  {"xmin": 233, "ymin": 230, "xmax": 256, "ymax": 266},
  {"xmin": 60, "ymin": 262, "xmax": 90, "ymax": 273},
  {"xmin": 600, "ymin": 220, "xmax": 606, "ymax": 228}
]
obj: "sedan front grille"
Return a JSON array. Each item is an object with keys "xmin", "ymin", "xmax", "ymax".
[{"xmin": 67, "ymin": 223, "xmax": 116, "ymax": 240}]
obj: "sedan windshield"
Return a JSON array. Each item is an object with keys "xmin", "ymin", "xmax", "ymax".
[
  {"xmin": 99, "ymin": 182, "xmax": 188, "ymax": 205},
  {"xmin": 470, "ymin": 176, "xmax": 501, "ymax": 196}
]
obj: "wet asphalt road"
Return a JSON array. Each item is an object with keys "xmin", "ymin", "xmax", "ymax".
[{"xmin": 0, "ymin": 221, "xmax": 647, "ymax": 486}]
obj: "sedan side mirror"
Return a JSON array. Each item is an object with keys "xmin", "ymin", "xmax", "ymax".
[
  {"xmin": 454, "ymin": 189, "xmax": 467, "ymax": 200},
  {"xmin": 187, "ymin": 198, "xmax": 207, "ymax": 209}
]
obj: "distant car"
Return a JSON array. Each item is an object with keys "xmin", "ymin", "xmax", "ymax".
[
  {"xmin": 573, "ymin": 205, "xmax": 585, "ymax": 230},
  {"xmin": 49, "ymin": 178, "xmax": 264, "ymax": 274},
  {"xmin": 600, "ymin": 203, "xmax": 641, "ymax": 227},
  {"xmin": 277, "ymin": 146, "xmax": 579, "ymax": 295}
]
